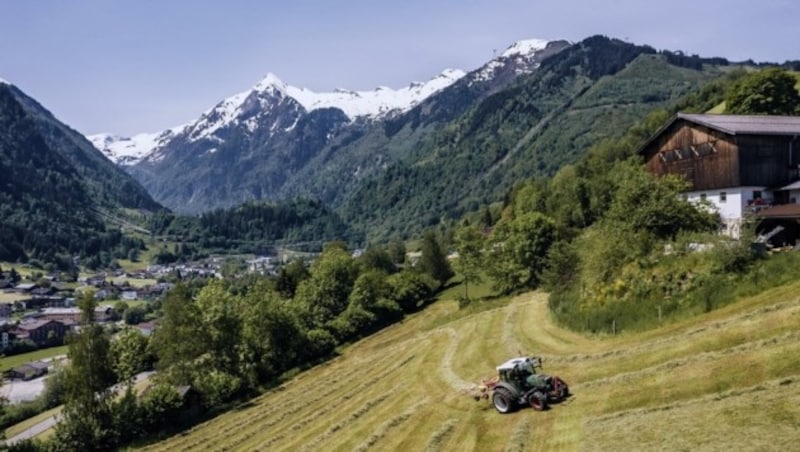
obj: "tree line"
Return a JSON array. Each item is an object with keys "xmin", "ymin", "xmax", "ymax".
[{"xmin": 10, "ymin": 237, "xmax": 451, "ymax": 450}]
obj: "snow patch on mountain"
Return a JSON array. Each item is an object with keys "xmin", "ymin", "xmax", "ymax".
[
  {"xmin": 89, "ymin": 124, "xmax": 189, "ymax": 165},
  {"xmin": 286, "ymin": 68, "xmax": 466, "ymax": 119},
  {"xmin": 501, "ymin": 39, "xmax": 550, "ymax": 58},
  {"xmin": 0, "ymin": 76, "xmax": 8, "ymax": 85},
  {"xmin": 472, "ymin": 38, "xmax": 554, "ymax": 83}
]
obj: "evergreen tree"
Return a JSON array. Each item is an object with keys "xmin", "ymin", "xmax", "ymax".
[
  {"xmin": 452, "ymin": 224, "xmax": 485, "ymax": 301},
  {"xmin": 418, "ymin": 230, "xmax": 453, "ymax": 288}
]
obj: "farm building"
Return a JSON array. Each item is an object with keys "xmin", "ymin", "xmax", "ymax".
[
  {"xmin": 12, "ymin": 319, "xmax": 73, "ymax": 346},
  {"xmin": 640, "ymin": 113, "xmax": 800, "ymax": 243},
  {"xmin": 37, "ymin": 305, "xmax": 117, "ymax": 323},
  {"xmin": 5, "ymin": 360, "xmax": 50, "ymax": 380}
]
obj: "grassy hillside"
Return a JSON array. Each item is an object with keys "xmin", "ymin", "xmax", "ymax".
[{"xmin": 142, "ymin": 280, "xmax": 800, "ymax": 450}]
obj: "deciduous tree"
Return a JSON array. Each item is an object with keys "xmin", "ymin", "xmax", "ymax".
[
  {"xmin": 54, "ymin": 290, "xmax": 116, "ymax": 451},
  {"xmin": 726, "ymin": 68, "xmax": 800, "ymax": 115}
]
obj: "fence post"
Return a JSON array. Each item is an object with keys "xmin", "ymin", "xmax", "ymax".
[{"xmin": 612, "ymin": 319, "xmax": 616, "ymax": 335}]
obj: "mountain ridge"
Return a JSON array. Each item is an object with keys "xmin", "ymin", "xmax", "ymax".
[
  {"xmin": 0, "ymin": 82, "xmax": 161, "ymax": 265},
  {"xmin": 92, "ymin": 38, "xmax": 569, "ymax": 214},
  {"xmin": 88, "ymin": 38, "xmax": 561, "ymax": 166}
]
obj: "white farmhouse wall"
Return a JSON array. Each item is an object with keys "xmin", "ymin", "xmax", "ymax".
[{"xmin": 685, "ymin": 186, "xmax": 769, "ymax": 238}]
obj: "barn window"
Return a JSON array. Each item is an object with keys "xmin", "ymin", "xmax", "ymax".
[
  {"xmin": 694, "ymin": 142, "xmax": 717, "ymax": 157},
  {"xmin": 720, "ymin": 192, "xmax": 727, "ymax": 203}
]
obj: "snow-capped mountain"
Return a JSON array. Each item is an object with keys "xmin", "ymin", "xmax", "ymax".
[
  {"xmin": 90, "ymin": 38, "xmax": 562, "ymax": 166},
  {"xmin": 90, "ymin": 68, "xmax": 466, "ymax": 165},
  {"xmin": 90, "ymin": 37, "xmax": 570, "ymax": 213},
  {"xmin": 0, "ymin": 76, "xmax": 8, "ymax": 85},
  {"xmin": 471, "ymin": 38, "xmax": 556, "ymax": 83}
]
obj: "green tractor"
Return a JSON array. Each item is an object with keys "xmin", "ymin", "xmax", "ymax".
[{"xmin": 490, "ymin": 356, "xmax": 569, "ymax": 413}]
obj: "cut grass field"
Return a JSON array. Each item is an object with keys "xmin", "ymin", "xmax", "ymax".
[{"xmin": 142, "ymin": 280, "xmax": 800, "ymax": 450}]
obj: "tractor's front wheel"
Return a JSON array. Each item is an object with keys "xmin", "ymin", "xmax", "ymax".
[
  {"xmin": 492, "ymin": 388, "xmax": 515, "ymax": 414},
  {"xmin": 528, "ymin": 391, "xmax": 548, "ymax": 411}
]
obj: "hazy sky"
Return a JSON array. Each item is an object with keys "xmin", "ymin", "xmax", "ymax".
[{"xmin": 1, "ymin": 0, "xmax": 797, "ymax": 136}]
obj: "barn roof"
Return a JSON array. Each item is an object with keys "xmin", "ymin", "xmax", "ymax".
[
  {"xmin": 678, "ymin": 113, "xmax": 800, "ymax": 135},
  {"xmin": 638, "ymin": 113, "xmax": 800, "ymax": 155}
]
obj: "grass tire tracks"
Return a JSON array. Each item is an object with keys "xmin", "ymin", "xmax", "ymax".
[
  {"xmin": 586, "ymin": 374, "xmax": 800, "ymax": 425},
  {"xmin": 503, "ymin": 417, "xmax": 534, "ymax": 452},
  {"xmin": 576, "ymin": 330, "xmax": 800, "ymax": 390},
  {"xmin": 502, "ymin": 298, "xmax": 526, "ymax": 357},
  {"xmin": 436, "ymin": 327, "xmax": 474, "ymax": 390},
  {"xmin": 545, "ymin": 296, "xmax": 800, "ymax": 365},
  {"xmin": 296, "ymin": 394, "xmax": 391, "ymax": 452},
  {"xmin": 249, "ymin": 353, "xmax": 416, "ymax": 451},
  {"xmin": 425, "ymin": 418, "xmax": 457, "ymax": 452},
  {"xmin": 353, "ymin": 397, "xmax": 431, "ymax": 452}
]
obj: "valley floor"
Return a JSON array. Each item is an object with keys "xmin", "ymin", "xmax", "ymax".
[{"xmin": 141, "ymin": 282, "xmax": 800, "ymax": 451}]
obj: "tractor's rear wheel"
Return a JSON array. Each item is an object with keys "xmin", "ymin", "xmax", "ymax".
[
  {"xmin": 528, "ymin": 391, "xmax": 547, "ymax": 411},
  {"xmin": 492, "ymin": 388, "xmax": 515, "ymax": 414}
]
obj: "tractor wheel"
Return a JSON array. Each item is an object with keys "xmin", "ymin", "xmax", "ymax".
[
  {"xmin": 528, "ymin": 391, "xmax": 548, "ymax": 411},
  {"xmin": 492, "ymin": 388, "xmax": 515, "ymax": 414}
]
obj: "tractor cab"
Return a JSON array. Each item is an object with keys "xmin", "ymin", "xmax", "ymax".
[{"xmin": 496, "ymin": 356, "xmax": 544, "ymax": 391}]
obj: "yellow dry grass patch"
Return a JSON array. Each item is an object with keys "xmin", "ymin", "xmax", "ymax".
[{"xmin": 143, "ymin": 282, "xmax": 800, "ymax": 451}]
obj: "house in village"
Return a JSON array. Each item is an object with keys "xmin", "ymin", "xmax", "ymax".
[
  {"xmin": 11, "ymin": 319, "xmax": 74, "ymax": 347},
  {"xmin": 121, "ymin": 290, "xmax": 139, "ymax": 301},
  {"xmin": 640, "ymin": 113, "xmax": 800, "ymax": 244},
  {"xmin": 14, "ymin": 283, "xmax": 37, "ymax": 293},
  {"xmin": 37, "ymin": 305, "xmax": 117, "ymax": 323}
]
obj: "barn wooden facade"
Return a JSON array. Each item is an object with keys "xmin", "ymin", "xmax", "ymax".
[
  {"xmin": 641, "ymin": 114, "xmax": 800, "ymax": 190},
  {"xmin": 640, "ymin": 114, "xmax": 800, "ymax": 240}
]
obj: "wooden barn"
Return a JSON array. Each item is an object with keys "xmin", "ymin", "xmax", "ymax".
[{"xmin": 639, "ymin": 113, "xmax": 800, "ymax": 241}]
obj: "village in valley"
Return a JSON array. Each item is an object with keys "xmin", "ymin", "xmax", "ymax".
[{"xmin": 0, "ymin": 252, "xmax": 301, "ymax": 390}]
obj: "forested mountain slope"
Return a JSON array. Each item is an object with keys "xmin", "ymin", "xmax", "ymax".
[
  {"xmin": 0, "ymin": 82, "xmax": 160, "ymax": 265},
  {"xmin": 5, "ymin": 83, "xmax": 160, "ymax": 211},
  {"xmin": 341, "ymin": 36, "xmax": 731, "ymax": 241}
]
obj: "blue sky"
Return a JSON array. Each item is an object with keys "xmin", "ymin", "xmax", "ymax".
[{"xmin": 0, "ymin": 0, "xmax": 797, "ymax": 136}]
